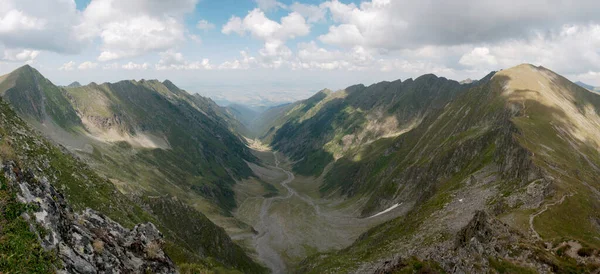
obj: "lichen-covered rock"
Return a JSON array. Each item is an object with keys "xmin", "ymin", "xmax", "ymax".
[{"xmin": 3, "ymin": 161, "xmax": 177, "ymax": 273}]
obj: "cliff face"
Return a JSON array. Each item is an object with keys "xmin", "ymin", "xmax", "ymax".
[{"xmin": 2, "ymin": 162, "xmax": 176, "ymax": 273}]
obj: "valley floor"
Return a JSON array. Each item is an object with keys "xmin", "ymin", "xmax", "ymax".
[{"xmin": 230, "ymin": 142, "xmax": 406, "ymax": 273}]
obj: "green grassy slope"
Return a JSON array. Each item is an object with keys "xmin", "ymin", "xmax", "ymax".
[
  {"xmin": 266, "ymin": 75, "xmax": 471, "ymax": 178},
  {"xmin": 0, "ymin": 67, "xmax": 266, "ymax": 273},
  {"xmin": 297, "ymin": 65, "xmax": 600, "ymax": 272},
  {"xmin": 0, "ymin": 65, "xmax": 81, "ymax": 129}
]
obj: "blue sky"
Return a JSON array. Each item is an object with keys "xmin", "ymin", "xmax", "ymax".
[{"xmin": 2, "ymin": 0, "xmax": 600, "ymax": 106}]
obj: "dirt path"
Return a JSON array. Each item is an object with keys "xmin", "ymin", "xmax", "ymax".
[{"xmin": 529, "ymin": 193, "xmax": 574, "ymax": 240}]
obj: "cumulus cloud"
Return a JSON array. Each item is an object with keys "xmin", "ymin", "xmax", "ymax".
[
  {"xmin": 0, "ymin": 0, "xmax": 200, "ymax": 61},
  {"xmin": 78, "ymin": 61, "xmax": 98, "ymax": 70},
  {"xmin": 223, "ymin": 9, "xmax": 310, "ymax": 67},
  {"xmin": 155, "ymin": 50, "xmax": 212, "ymax": 70},
  {"xmin": 319, "ymin": 0, "xmax": 600, "ymax": 50},
  {"xmin": 122, "ymin": 62, "xmax": 150, "ymax": 70},
  {"xmin": 222, "ymin": 16, "xmax": 244, "ymax": 36},
  {"xmin": 292, "ymin": 41, "xmax": 376, "ymax": 70},
  {"xmin": 459, "ymin": 47, "xmax": 498, "ymax": 67},
  {"xmin": 483, "ymin": 24, "xmax": 600, "ymax": 75},
  {"xmin": 219, "ymin": 51, "xmax": 257, "ymax": 70},
  {"xmin": 80, "ymin": 0, "xmax": 198, "ymax": 61},
  {"xmin": 59, "ymin": 61, "xmax": 76, "ymax": 71},
  {"xmin": 0, "ymin": 0, "xmax": 86, "ymax": 53},
  {"xmin": 2, "ymin": 48, "xmax": 40, "ymax": 62},
  {"xmin": 290, "ymin": 2, "xmax": 327, "ymax": 23},
  {"xmin": 223, "ymin": 9, "xmax": 309, "ymax": 41}
]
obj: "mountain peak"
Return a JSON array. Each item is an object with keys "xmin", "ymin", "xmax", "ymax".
[
  {"xmin": 162, "ymin": 79, "xmax": 181, "ymax": 93},
  {"xmin": 67, "ymin": 81, "xmax": 82, "ymax": 88},
  {"xmin": 12, "ymin": 64, "xmax": 41, "ymax": 78}
]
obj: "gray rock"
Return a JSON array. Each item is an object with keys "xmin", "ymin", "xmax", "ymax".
[{"xmin": 2, "ymin": 162, "xmax": 178, "ymax": 273}]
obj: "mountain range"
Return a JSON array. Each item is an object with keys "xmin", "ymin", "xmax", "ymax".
[
  {"xmin": 0, "ymin": 65, "xmax": 266, "ymax": 273},
  {"xmin": 1, "ymin": 64, "xmax": 600, "ymax": 273},
  {"xmin": 576, "ymin": 81, "xmax": 600, "ymax": 93}
]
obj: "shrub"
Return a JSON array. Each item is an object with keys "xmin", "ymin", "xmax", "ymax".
[
  {"xmin": 146, "ymin": 241, "xmax": 162, "ymax": 259},
  {"xmin": 93, "ymin": 240, "xmax": 104, "ymax": 254}
]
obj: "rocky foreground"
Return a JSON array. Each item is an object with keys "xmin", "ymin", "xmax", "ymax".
[{"xmin": 2, "ymin": 160, "xmax": 176, "ymax": 273}]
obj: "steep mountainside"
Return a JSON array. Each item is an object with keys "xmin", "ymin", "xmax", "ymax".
[
  {"xmin": 0, "ymin": 95, "xmax": 176, "ymax": 272},
  {"xmin": 293, "ymin": 64, "xmax": 600, "ymax": 273},
  {"xmin": 0, "ymin": 65, "xmax": 81, "ymax": 129},
  {"xmin": 260, "ymin": 75, "xmax": 474, "ymax": 178},
  {"xmin": 0, "ymin": 66, "xmax": 257, "ymax": 213},
  {"xmin": 0, "ymin": 66, "xmax": 266, "ymax": 273}
]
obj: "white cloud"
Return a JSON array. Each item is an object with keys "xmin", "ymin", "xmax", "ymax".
[
  {"xmin": 0, "ymin": 0, "xmax": 85, "ymax": 53},
  {"xmin": 223, "ymin": 9, "xmax": 310, "ymax": 41},
  {"xmin": 254, "ymin": 0, "xmax": 286, "ymax": 12},
  {"xmin": 499, "ymin": 25, "xmax": 600, "ymax": 74},
  {"xmin": 2, "ymin": 48, "xmax": 40, "ymax": 62},
  {"xmin": 222, "ymin": 9, "xmax": 310, "ymax": 68},
  {"xmin": 222, "ymin": 16, "xmax": 244, "ymax": 35},
  {"xmin": 318, "ymin": 0, "xmax": 600, "ymax": 50},
  {"xmin": 290, "ymin": 2, "xmax": 327, "ymax": 23},
  {"xmin": 196, "ymin": 19, "xmax": 215, "ymax": 30},
  {"xmin": 81, "ymin": 0, "xmax": 198, "ymax": 61},
  {"xmin": 122, "ymin": 62, "xmax": 150, "ymax": 70},
  {"xmin": 292, "ymin": 41, "xmax": 379, "ymax": 71},
  {"xmin": 59, "ymin": 61, "xmax": 76, "ymax": 71},
  {"xmin": 319, "ymin": 24, "xmax": 365, "ymax": 47},
  {"xmin": 219, "ymin": 51, "xmax": 257, "ymax": 70},
  {"xmin": 78, "ymin": 61, "xmax": 98, "ymax": 70},
  {"xmin": 0, "ymin": 10, "xmax": 46, "ymax": 32},
  {"xmin": 96, "ymin": 16, "xmax": 185, "ymax": 61},
  {"xmin": 459, "ymin": 47, "xmax": 498, "ymax": 67},
  {"xmin": 0, "ymin": 0, "xmax": 200, "ymax": 59},
  {"xmin": 155, "ymin": 50, "xmax": 212, "ymax": 70}
]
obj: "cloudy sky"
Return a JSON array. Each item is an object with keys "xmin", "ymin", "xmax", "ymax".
[{"xmin": 2, "ymin": 0, "xmax": 600, "ymax": 105}]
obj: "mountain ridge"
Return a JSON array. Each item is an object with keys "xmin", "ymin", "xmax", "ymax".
[
  {"xmin": 289, "ymin": 64, "xmax": 600, "ymax": 272},
  {"xmin": 0, "ymin": 65, "xmax": 267, "ymax": 273},
  {"xmin": 3, "ymin": 63, "xmax": 600, "ymax": 273}
]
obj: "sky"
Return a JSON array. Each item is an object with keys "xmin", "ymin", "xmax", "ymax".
[{"xmin": 2, "ymin": 0, "xmax": 600, "ymax": 106}]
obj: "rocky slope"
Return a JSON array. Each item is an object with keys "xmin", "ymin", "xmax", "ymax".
[
  {"xmin": 0, "ymin": 67, "xmax": 266, "ymax": 273},
  {"xmin": 257, "ymin": 64, "xmax": 600, "ymax": 273},
  {"xmin": 2, "ymin": 161, "xmax": 176, "ymax": 273}
]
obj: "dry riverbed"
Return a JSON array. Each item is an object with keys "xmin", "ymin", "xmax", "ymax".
[{"xmin": 232, "ymin": 145, "xmax": 405, "ymax": 273}]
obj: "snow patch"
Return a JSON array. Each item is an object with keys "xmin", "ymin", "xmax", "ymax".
[{"xmin": 368, "ymin": 203, "xmax": 401, "ymax": 219}]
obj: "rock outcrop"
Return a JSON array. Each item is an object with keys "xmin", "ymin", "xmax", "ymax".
[{"xmin": 3, "ymin": 161, "xmax": 176, "ymax": 273}]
